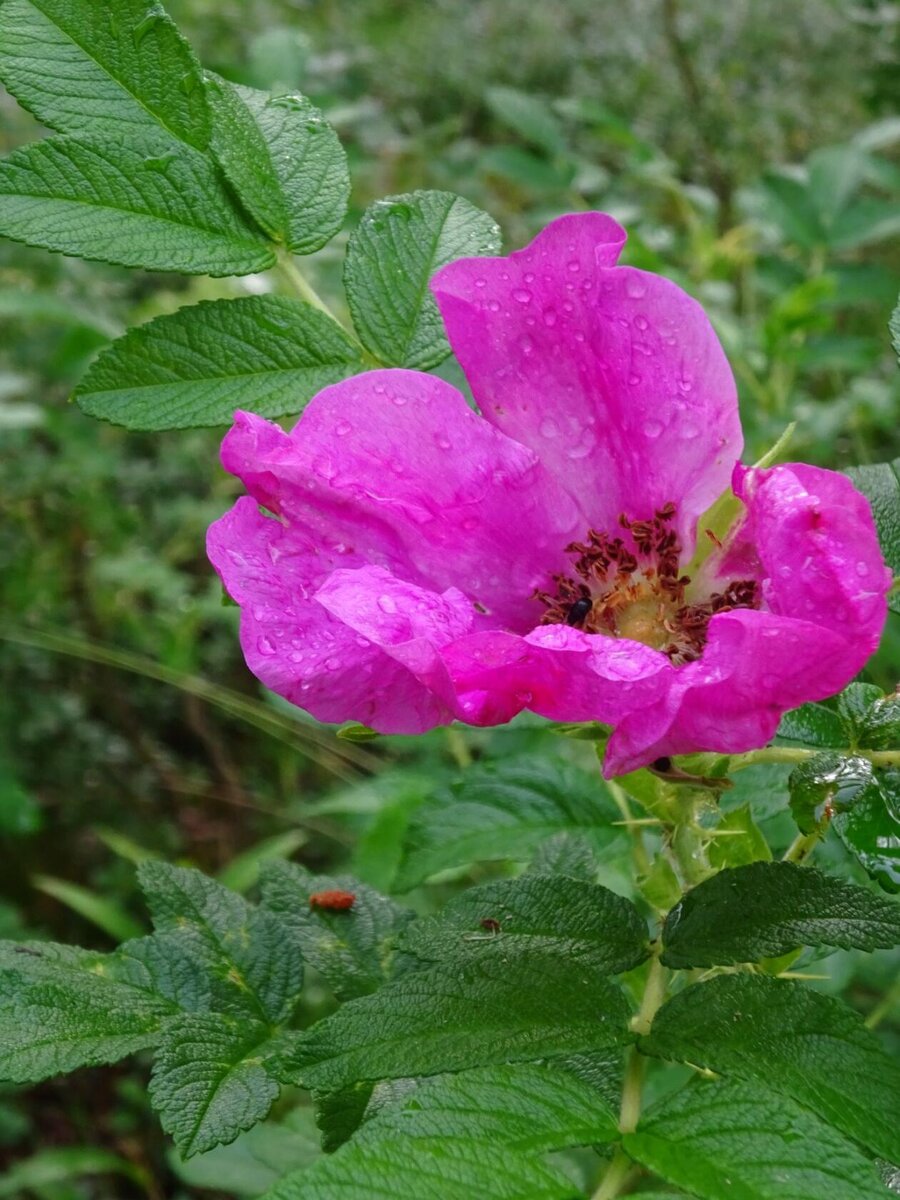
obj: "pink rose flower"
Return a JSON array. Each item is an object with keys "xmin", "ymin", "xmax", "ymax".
[{"xmin": 207, "ymin": 213, "xmax": 890, "ymax": 776}]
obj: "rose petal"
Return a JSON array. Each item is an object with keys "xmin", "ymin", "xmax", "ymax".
[
  {"xmin": 604, "ymin": 609, "xmax": 862, "ymax": 777},
  {"xmin": 219, "ymin": 369, "xmax": 584, "ymax": 630},
  {"xmin": 207, "ymin": 497, "xmax": 455, "ymax": 734},
  {"xmin": 432, "ymin": 212, "xmax": 742, "ymax": 546},
  {"xmin": 316, "ymin": 565, "xmax": 474, "ymax": 711},
  {"xmin": 442, "ymin": 623, "xmax": 673, "ymax": 728},
  {"xmin": 725, "ymin": 462, "xmax": 892, "ymax": 638}
]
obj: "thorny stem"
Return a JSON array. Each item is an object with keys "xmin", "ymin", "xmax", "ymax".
[
  {"xmin": 730, "ymin": 746, "xmax": 900, "ymax": 770},
  {"xmin": 591, "ymin": 952, "xmax": 669, "ymax": 1199},
  {"xmin": 608, "ymin": 780, "xmax": 652, "ymax": 878},
  {"xmin": 782, "ymin": 830, "xmax": 822, "ymax": 865},
  {"xmin": 445, "ymin": 727, "xmax": 473, "ymax": 769}
]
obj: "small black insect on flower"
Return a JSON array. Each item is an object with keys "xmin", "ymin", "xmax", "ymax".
[{"xmin": 566, "ymin": 597, "xmax": 593, "ymax": 626}]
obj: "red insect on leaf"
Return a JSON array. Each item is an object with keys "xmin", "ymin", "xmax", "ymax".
[
  {"xmin": 309, "ymin": 889, "xmax": 356, "ymax": 911},
  {"xmin": 480, "ymin": 917, "xmax": 501, "ymax": 933}
]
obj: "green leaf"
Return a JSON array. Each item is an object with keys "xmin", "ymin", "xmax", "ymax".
[
  {"xmin": 707, "ymin": 804, "xmax": 771, "ymax": 870},
  {"xmin": 74, "ymin": 296, "xmax": 362, "ymax": 430},
  {"xmin": 788, "ymin": 754, "xmax": 900, "ymax": 890},
  {"xmin": 32, "ymin": 874, "xmax": 144, "ymax": 942},
  {"xmin": 760, "ymin": 171, "xmax": 826, "ymax": 249},
  {"xmin": 788, "ymin": 751, "xmax": 875, "ymax": 833},
  {"xmin": 344, "ymin": 190, "xmax": 500, "ymax": 369},
  {"xmin": 276, "ymin": 949, "xmax": 632, "ymax": 1093},
  {"xmin": 150, "ymin": 1013, "xmax": 283, "ymax": 1158},
  {"xmin": 833, "ymin": 771, "xmax": 900, "ymax": 893},
  {"xmin": 0, "ymin": 1146, "xmax": 145, "ymax": 1197},
  {"xmin": 624, "ymin": 1077, "xmax": 892, "ymax": 1200},
  {"xmin": 260, "ymin": 861, "xmax": 413, "ymax": 1001},
  {"xmin": 830, "ymin": 197, "xmax": 900, "ymax": 251},
  {"xmin": 117, "ymin": 932, "xmax": 220, "ymax": 1014},
  {"xmin": 0, "ymin": 135, "xmax": 274, "ymax": 276},
  {"xmin": 314, "ymin": 1079, "xmax": 423, "ymax": 1154},
  {"xmin": 554, "ymin": 1048, "xmax": 624, "ymax": 1113},
  {"xmin": 314, "ymin": 1081, "xmax": 381, "ymax": 1153},
  {"xmin": 777, "ymin": 701, "xmax": 845, "ymax": 748},
  {"xmin": 138, "ymin": 863, "xmax": 304, "ymax": 1025},
  {"xmin": 0, "ymin": 0, "xmax": 210, "ymax": 148},
  {"xmin": 637, "ymin": 855, "xmax": 682, "ymax": 912},
  {"xmin": 396, "ymin": 757, "xmax": 624, "ymax": 891},
  {"xmin": 845, "ymin": 457, "xmax": 900, "ymax": 613},
  {"xmin": 807, "ymin": 144, "xmax": 870, "ymax": 224},
  {"xmin": 855, "ymin": 691, "xmax": 900, "ymax": 750},
  {"xmin": 661, "ymin": 862, "xmax": 900, "ymax": 968},
  {"xmin": 0, "ymin": 941, "xmax": 175, "ymax": 1081},
  {"xmin": 356, "ymin": 1062, "xmax": 617, "ymax": 1151},
  {"xmin": 485, "ymin": 87, "xmax": 566, "ymax": 156},
  {"xmin": 642, "ymin": 972, "xmax": 900, "ymax": 1163},
  {"xmin": 217, "ymin": 830, "xmax": 308, "ymax": 894},
  {"xmin": 836, "ymin": 682, "xmax": 887, "ymax": 744},
  {"xmin": 206, "ymin": 78, "xmax": 349, "ymax": 253},
  {"xmin": 526, "ymin": 833, "xmax": 600, "ymax": 880},
  {"xmin": 401, "ymin": 875, "xmax": 649, "ymax": 974},
  {"xmin": 261, "ymin": 1135, "xmax": 576, "ymax": 1200},
  {"xmin": 170, "ymin": 1108, "xmax": 322, "ymax": 1196}
]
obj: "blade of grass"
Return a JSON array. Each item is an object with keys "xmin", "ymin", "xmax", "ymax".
[{"xmin": 3, "ymin": 626, "xmax": 380, "ymax": 779}]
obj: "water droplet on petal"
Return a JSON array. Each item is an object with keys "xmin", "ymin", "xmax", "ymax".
[
  {"xmin": 626, "ymin": 275, "xmax": 647, "ymax": 298},
  {"xmin": 488, "ymin": 300, "xmax": 501, "ymax": 312},
  {"xmin": 313, "ymin": 456, "xmax": 337, "ymax": 481},
  {"xmin": 542, "ymin": 307, "xmax": 558, "ymax": 327},
  {"xmin": 856, "ymin": 561, "xmax": 870, "ymax": 577},
  {"xmin": 634, "ymin": 314, "xmax": 649, "ymax": 331},
  {"xmin": 325, "ymin": 656, "xmax": 342, "ymax": 671},
  {"xmin": 392, "ymin": 393, "xmax": 407, "ymax": 406},
  {"xmin": 434, "ymin": 433, "xmax": 452, "ymax": 450},
  {"xmin": 377, "ymin": 595, "xmax": 397, "ymax": 613},
  {"xmin": 474, "ymin": 277, "xmax": 487, "ymax": 288},
  {"xmin": 567, "ymin": 259, "xmax": 580, "ymax": 273},
  {"xmin": 680, "ymin": 423, "xmax": 700, "ymax": 440},
  {"xmin": 567, "ymin": 427, "xmax": 597, "ymax": 459},
  {"xmin": 539, "ymin": 417, "xmax": 560, "ymax": 438},
  {"xmin": 257, "ymin": 635, "xmax": 276, "ymax": 655},
  {"xmin": 644, "ymin": 419, "xmax": 663, "ymax": 438},
  {"xmin": 520, "ymin": 334, "xmax": 535, "ymax": 355},
  {"xmin": 628, "ymin": 373, "xmax": 641, "ymax": 386},
  {"xmin": 335, "ymin": 420, "xmax": 352, "ymax": 436},
  {"xmin": 512, "ymin": 287, "xmax": 532, "ymax": 304}
]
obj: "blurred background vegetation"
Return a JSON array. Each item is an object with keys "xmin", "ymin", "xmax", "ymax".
[{"xmin": 1, "ymin": 0, "xmax": 899, "ymax": 1194}]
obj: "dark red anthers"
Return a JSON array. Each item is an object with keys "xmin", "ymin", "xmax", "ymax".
[{"xmin": 534, "ymin": 501, "xmax": 759, "ymax": 664}]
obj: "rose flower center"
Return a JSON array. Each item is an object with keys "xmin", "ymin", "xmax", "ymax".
[{"xmin": 534, "ymin": 501, "xmax": 759, "ymax": 665}]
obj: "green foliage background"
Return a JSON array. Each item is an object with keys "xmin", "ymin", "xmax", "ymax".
[{"xmin": 0, "ymin": 0, "xmax": 898, "ymax": 1195}]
